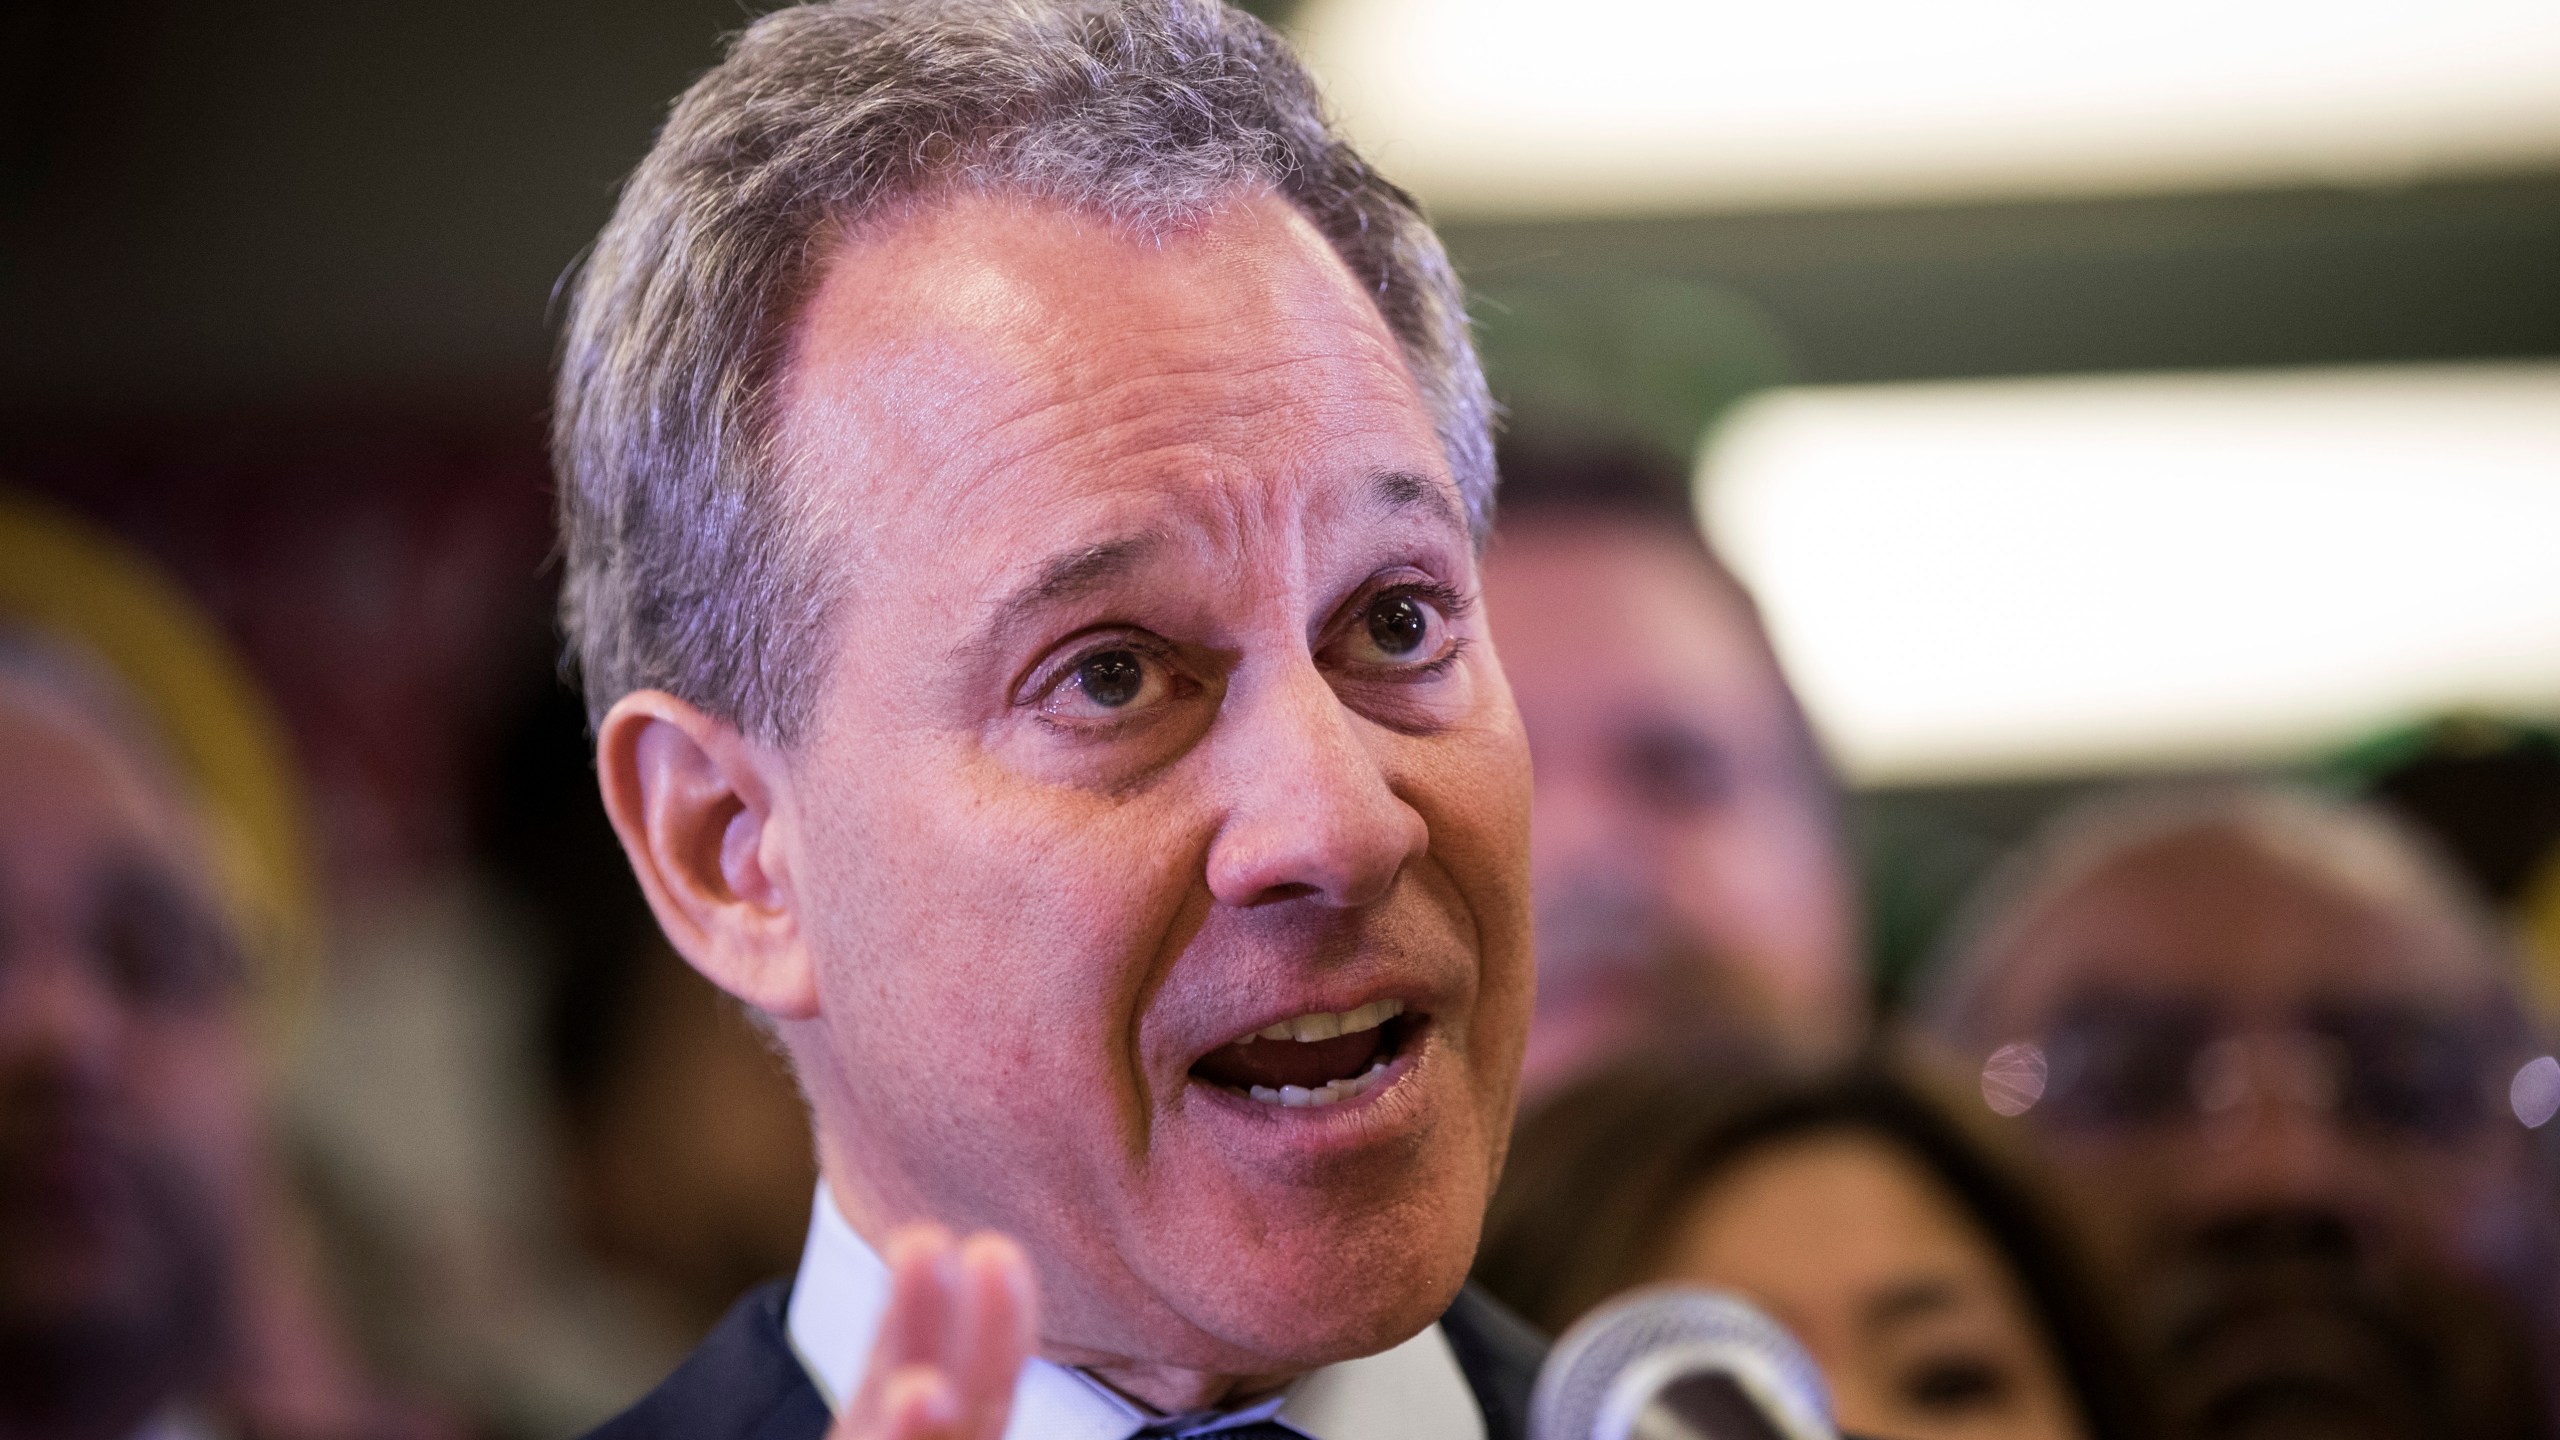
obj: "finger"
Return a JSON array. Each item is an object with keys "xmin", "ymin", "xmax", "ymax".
[
  {"xmin": 876, "ymin": 1224, "xmax": 960, "ymax": 1374},
  {"xmin": 842, "ymin": 1226, "xmax": 956, "ymax": 1433},
  {"xmin": 828, "ymin": 1364, "xmax": 957, "ymax": 1440},
  {"xmin": 949, "ymin": 1233, "xmax": 1038, "ymax": 1433},
  {"xmin": 885, "ymin": 1366, "xmax": 960, "ymax": 1440}
]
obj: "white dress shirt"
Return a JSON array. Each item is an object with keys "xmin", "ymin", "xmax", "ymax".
[{"xmin": 785, "ymin": 1183, "xmax": 1487, "ymax": 1440}]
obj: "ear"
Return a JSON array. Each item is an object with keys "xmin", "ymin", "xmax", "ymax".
[{"xmin": 594, "ymin": 690, "xmax": 818, "ymax": 1020}]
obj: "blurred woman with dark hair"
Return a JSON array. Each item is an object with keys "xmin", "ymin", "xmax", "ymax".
[{"xmin": 1478, "ymin": 1060, "xmax": 2149, "ymax": 1440}]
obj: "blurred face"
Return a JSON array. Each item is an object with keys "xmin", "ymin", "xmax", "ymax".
[
  {"xmin": 565, "ymin": 943, "xmax": 815, "ymax": 1338},
  {"xmin": 0, "ymin": 684, "xmax": 245, "ymax": 1434},
  {"xmin": 1484, "ymin": 518, "xmax": 1858, "ymax": 1094},
  {"xmin": 1969, "ymin": 829, "xmax": 2540, "ymax": 1293},
  {"xmin": 767, "ymin": 192, "xmax": 1534, "ymax": 1385},
  {"xmin": 1663, "ymin": 1130, "xmax": 2087, "ymax": 1440}
]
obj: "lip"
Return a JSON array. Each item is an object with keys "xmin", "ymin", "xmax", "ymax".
[
  {"xmin": 1159, "ymin": 919, "xmax": 1478, "ymax": 1154},
  {"xmin": 1191, "ymin": 986, "xmax": 1432, "ymax": 1061},
  {"xmin": 1182, "ymin": 1011, "xmax": 1440, "ymax": 1153}
]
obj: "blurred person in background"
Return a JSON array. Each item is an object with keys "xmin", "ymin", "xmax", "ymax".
[
  {"xmin": 1924, "ymin": 784, "xmax": 2557, "ymax": 1440},
  {"xmin": 1484, "ymin": 440, "xmax": 1864, "ymax": 1096},
  {"xmin": 476, "ymin": 682, "xmax": 814, "ymax": 1351},
  {"xmin": 0, "ymin": 495, "xmax": 437, "ymax": 1440},
  {"xmin": 1477, "ymin": 1059, "xmax": 2144, "ymax": 1440}
]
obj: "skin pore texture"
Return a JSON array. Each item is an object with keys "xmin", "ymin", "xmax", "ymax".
[
  {"xmin": 1664, "ymin": 1131, "xmax": 2087, "ymax": 1440},
  {"xmin": 1483, "ymin": 518, "xmax": 1859, "ymax": 1095},
  {"xmin": 596, "ymin": 189, "xmax": 1534, "ymax": 1423}
]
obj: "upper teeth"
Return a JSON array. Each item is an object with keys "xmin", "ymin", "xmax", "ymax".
[{"xmin": 1252, "ymin": 998, "xmax": 1403, "ymax": 1044}]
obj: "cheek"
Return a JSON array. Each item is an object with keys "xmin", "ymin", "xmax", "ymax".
[
  {"xmin": 1667, "ymin": 806, "xmax": 1842, "ymax": 944},
  {"xmin": 802, "ymin": 745, "xmax": 1209, "ymax": 1106},
  {"xmin": 129, "ymin": 1017, "xmax": 259, "ymax": 1205},
  {"xmin": 1411, "ymin": 725, "xmax": 1536, "ymax": 1053},
  {"xmin": 2417, "ymin": 1144, "xmax": 2539, "ymax": 1259},
  {"xmin": 2031, "ymin": 1144, "xmax": 2173, "ymax": 1272}
]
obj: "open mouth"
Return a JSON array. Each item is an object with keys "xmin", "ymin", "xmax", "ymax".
[{"xmin": 1190, "ymin": 999, "xmax": 1417, "ymax": 1109}]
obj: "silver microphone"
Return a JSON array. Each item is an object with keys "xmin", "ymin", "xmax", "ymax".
[{"xmin": 1530, "ymin": 1286, "xmax": 1839, "ymax": 1440}]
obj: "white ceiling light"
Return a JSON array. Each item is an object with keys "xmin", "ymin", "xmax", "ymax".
[
  {"xmin": 1292, "ymin": 0, "xmax": 2560, "ymax": 214},
  {"xmin": 1697, "ymin": 364, "xmax": 2560, "ymax": 784}
]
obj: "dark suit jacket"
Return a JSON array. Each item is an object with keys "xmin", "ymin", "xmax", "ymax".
[{"xmin": 585, "ymin": 1279, "xmax": 1547, "ymax": 1440}]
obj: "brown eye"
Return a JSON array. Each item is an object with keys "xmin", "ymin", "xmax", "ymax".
[
  {"xmin": 1339, "ymin": 587, "xmax": 1455, "ymax": 669},
  {"xmin": 1367, "ymin": 593, "xmax": 1430, "ymax": 657},
  {"xmin": 1036, "ymin": 642, "xmax": 1178, "ymax": 723}
]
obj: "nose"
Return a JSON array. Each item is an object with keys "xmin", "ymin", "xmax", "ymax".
[
  {"xmin": 1204, "ymin": 658, "xmax": 1427, "ymax": 909},
  {"xmin": 0, "ymin": 924, "xmax": 125, "ymax": 1094},
  {"xmin": 2186, "ymin": 1033, "xmax": 2380, "ymax": 1220}
]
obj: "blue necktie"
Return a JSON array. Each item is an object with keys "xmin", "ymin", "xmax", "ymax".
[{"xmin": 1138, "ymin": 1422, "xmax": 1307, "ymax": 1440}]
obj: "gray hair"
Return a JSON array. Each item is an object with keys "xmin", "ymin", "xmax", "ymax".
[
  {"xmin": 1919, "ymin": 781, "xmax": 2522, "ymax": 1049},
  {"xmin": 553, "ymin": 0, "xmax": 1496, "ymax": 739}
]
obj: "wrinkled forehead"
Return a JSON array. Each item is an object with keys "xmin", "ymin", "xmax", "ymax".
[
  {"xmin": 778, "ymin": 187, "xmax": 1460, "ymax": 593},
  {"xmin": 1981, "ymin": 825, "xmax": 2501, "ymax": 1026}
]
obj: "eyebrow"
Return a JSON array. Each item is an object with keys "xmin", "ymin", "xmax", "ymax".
[
  {"xmin": 958, "ymin": 469, "xmax": 1464, "ymax": 662},
  {"xmin": 1367, "ymin": 467, "xmax": 1470, "ymax": 540},
  {"xmin": 966, "ymin": 530, "xmax": 1168, "ymax": 657},
  {"xmin": 1864, "ymin": 1278, "xmax": 1963, "ymax": 1332}
]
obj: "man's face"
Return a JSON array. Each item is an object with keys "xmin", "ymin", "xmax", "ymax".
[
  {"xmin": 766, "ymin": 192, "xmax": 1533, "ymax": 1380},
  {"xmin": 0, "ymin": 685, "xmax": 243, "ymax": 1427},
  {"xmin": 1973, "ymin": 828, "xmax": 2540, "ymax": 1291},
  {"xmin": 1483, "ymin": 518, "xmax": 1859, "ymax": 1095}
]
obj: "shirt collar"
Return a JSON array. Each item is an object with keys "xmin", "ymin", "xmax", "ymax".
[{"xmin": 784, "ymin": 1182, "xmax": 1485, "ymax": 1440}]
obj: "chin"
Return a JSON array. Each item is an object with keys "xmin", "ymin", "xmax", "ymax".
[{"xmin": 1160, "ymin": 1184, "xmax": 1483, "ymax": 1372}]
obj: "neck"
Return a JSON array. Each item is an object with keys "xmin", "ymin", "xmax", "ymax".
[{"xmin": 811, "ymin": 1147, "xmax": 1312, "ymax": 1417}]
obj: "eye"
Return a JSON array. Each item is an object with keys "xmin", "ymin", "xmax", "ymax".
[
  {"xmin": 1368, "ymin": 593, "xmax": 1431, "ymax": 656},
  {"xmin": 88, "ymin": 860, "xmax": 238, "ymax": 1011},
  {"xmin": 1334, "ymin": 583, "xmax": 1464, "ymax": 671},
  {"xmin": 1899, "ymin": 1355, "xmax": 2017, "ymax": 1414},
  {"xmin": 1033, "ymin": 641, "xmax": 1178, "ymax": 724},
  {"xmin": 1618, "ymin": 724, "xmax": 1733, "ymax": 812},
  {"xmin": 1073, "ymin": 650, "xmax": 1144, "ymax": 708}
]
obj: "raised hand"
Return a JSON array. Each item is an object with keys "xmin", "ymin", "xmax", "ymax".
[{"xmin": 828, "ymin": 1226, "xmax": 1039, "ymax": 1440}]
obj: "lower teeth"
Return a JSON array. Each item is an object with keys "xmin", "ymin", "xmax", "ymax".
[{"xmin": 1245, "ymin": 1057, "xmax": 1392, "ymax": 1109}]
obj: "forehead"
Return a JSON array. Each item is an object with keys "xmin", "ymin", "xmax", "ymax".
[
  {"xmin": 780, "ymin": 188, "xmax": 1448, "ymax": 562},
  {"xmin": 1486, "ymin": 520, "xmax": 1786, "ymax": 722},
  {"xmin": 1986, "ymin": 827, "xmax": 2489, "ymax": 1022},
  {"xmin": 1687, "ymin": 1129, "xmax": 1996, "ymax": 1285},
  {"xmin": 0, "ymin": 686, "xmax": 193, "ymax": 896}
]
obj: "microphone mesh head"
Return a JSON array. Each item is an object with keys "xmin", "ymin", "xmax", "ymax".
[{"xmin": 1531, "ymin": 1285, "xmax": 1834, "ymax": 1440}]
